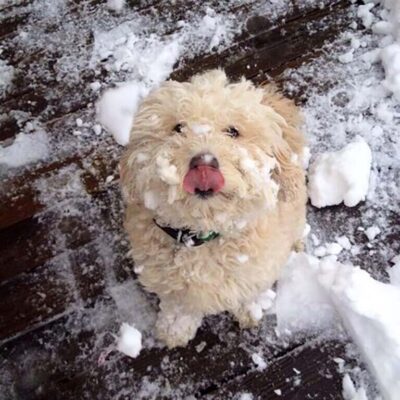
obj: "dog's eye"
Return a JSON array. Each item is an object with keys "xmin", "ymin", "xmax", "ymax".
[
  {"xmin": 173, "ymin": 123, "xmax": 184, "ymax": 133},
  {"xmin": 226, "ymin": 126, "xmax": 240, "ymax": 138}
]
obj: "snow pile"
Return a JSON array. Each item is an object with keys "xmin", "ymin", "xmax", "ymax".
[
  {"xmin": 276, "ymin": 252, "xmax": 400, "ymax": 400},
  {"xmin": 364, "ymin": 225, "xmax": 380, "ymax": 241},
  {"xmin": 308, "ymin": 137, "xmax": 372, "ymax": 208},
  {"xmin": 116, "ymin": 323, "xmax": 142, "ymax": 358},
  {"xmin": 0, "ymin": 129, "xmax": 49, "ymax": 168},
  {"xmin": 0, "ymin": 57, "xmax": 14, "ymax": 96}
]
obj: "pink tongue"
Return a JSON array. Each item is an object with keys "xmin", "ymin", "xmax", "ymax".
[{"xmin": 183, "ymin": 165, "xmax": 225, "ymax": 194}]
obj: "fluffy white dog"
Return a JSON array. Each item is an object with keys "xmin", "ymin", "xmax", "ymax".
[{"xmin": 120, "ymin": 70, "xmax": 306, "ymax": 348}]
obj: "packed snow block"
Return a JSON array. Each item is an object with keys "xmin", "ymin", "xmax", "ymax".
[
  {"xmin": 116, "ymin": 323, "xmax": 142, "ymax": 358},
  {"xmin": 96, "ymin": 83, "xmax": 149, "ymax": 146},
  {"xmin": 308, "ymin": 137, "xmax": 372, "ymax": 208}
]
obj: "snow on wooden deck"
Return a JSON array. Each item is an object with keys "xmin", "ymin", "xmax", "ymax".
[{"xmin": 0, "ymin": 0, "xmax": 398, "ymax": 399}]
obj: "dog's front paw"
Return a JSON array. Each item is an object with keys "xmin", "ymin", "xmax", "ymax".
[{"xmin": 156, "ymin": 311, "xmax": 202, "ymax": 349}]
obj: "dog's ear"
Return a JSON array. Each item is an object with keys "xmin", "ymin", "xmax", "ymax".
[
  {"xmin": 261, "ymin": 84, "xmax": 305, "ymax": 156},
  {"xmin": 119, "ymin": 149, "xmax": 137, "ymax": 204},
  {"xmin": 190, "ymin": 69, "xmax": 228, "ymax": 89},
  {"xmin": 271, "ymin": 136, "xmax": 305, "ymax": 202}
]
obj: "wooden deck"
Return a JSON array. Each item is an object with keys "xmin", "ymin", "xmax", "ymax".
[{"xmin": 1, "ymin": 1, "xmax": 394, "ymax": 398}]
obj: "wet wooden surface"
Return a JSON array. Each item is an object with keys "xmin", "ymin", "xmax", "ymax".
[{"xmin": 0, "ymin": 1, "xmax": 386, "ymax": 399}]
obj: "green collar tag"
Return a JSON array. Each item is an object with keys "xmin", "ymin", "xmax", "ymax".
[{"xmin": 196, "ymin": 231, "xmax": 219, "ymax": 242}]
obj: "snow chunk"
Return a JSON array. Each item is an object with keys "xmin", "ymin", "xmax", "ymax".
[
  {"xmin": 0, "ymin": 58, "xmax": 14, "ymax": 96},
  {"xmin": 251, "ymin": 353, "xmax": 267, "ymax": 371},
  {"xmin": 0, "ymin": 129, "xmax": 49, "ymax": 168},
  {"xmin": 325, "ymin": 242, "xmax": 343, "ymax": 256},
  {"xmin": 314, "ymin": 246, "xmax": 327, "ymax": 258},
  {"xmin": 247, "ymin": 302, "xmax": 263, "ymax": 322},
  {"xmin": 342, "ymin": 374, "xmax": 368, "ymax": 400},
  {"xmin": 301, "ymin": 146, "xmax": 311, "ymax": 169},
  {"xmin": 156, "ymin": 155, "xmax": 180, "ymax": 185},
  {"xmin": 236, "ymin": 254, "xmax": 249, "ymax": 264},
  {"xmin": 381, "ymin": 43, "xmax": 400, "ymax": 102},
  {"xmin": 144, "ymin": 191, "xmax": 158, "ymax": 210},
  {"xmin": 357, "ymin": 3, "xmax": 375, "ymax": 29},
  {"xmin": 389, "ymin": 262, "xmax": 400, "ymax": 287},
  {"xmin": 92, "ymin": 124, "xmax": 102, "ymax": 136},
  {"xmin": 96, "ymin": 82, "xmax": 149, "ymax": 146},
  {"xmin": 90, "ymin": 81, "xmax": 101, "ymax": 92},
  {"xmin": 238, "ymin": 394, "xmax": 253, "ymax": 400},
  {"xmin": 318, "ymin": 261, "xmax": 400, "ymax": 400},
  {"xmin": 106, "ymin": 0, "xmax": 125, "ymax": 12},
  {"xmin": 191, "ymin": 124, "xmax": 211, "ymax": 135},
  {"xmin": 339, "ymin": 50, "xmax": 354, "ymax": 64},
  {"xmin": 303, "ymin": 223, "xmax": 311, "ymax": 238},
  {"xmin": 246, "ymin": 288, "xmax": 276, "ymax": 322},
  {"xmin": 336, "ymin": 236, "xmax": 352, "ymax": 250},
  {"xmin": 116, "ymin": 323, "xmax": 142, "ymax": 358},
  {"xmin": 308, "ymin": 137, "xmax": 372, "ymax": 208},
  {"xmin": 276, "ymin": 253, "xmax": 337, "ymax": 334},
  {"xmin": 364, "ymin": 225, "xmax": 380, "ymax": 241},
  {"xmin": 276, "ymin": 252, "xmax": 400, "ymax": 400}
]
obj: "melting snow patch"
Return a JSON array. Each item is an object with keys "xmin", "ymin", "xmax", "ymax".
[
  {"xmin": 116, "ymin": 323, "xmax": 142, "ymax": 358},
  {"xmin": 0, "ymin": 129, "xmax": 49, "ymax": 168},
  {"xmin": 308, "ymin": 137, "xmax": 372, "ymax": 208}
]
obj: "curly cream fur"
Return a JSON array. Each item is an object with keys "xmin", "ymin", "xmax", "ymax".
[{"xmin": 120, "ymin": 70, "xmax": 307, "ymax": 348}]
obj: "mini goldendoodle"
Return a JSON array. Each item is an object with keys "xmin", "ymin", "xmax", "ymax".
[{"xmin": 120, "ymin": 70, "xmax": 307, "ymax": 348}]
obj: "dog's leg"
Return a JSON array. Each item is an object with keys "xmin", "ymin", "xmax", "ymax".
[{"xmin": 156, "ymin": 299, "xmax": 203, "ymax": 348}]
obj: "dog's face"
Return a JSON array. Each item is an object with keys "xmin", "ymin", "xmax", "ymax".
[{"xmin": 121, "ymin": 70, "xmax": 302, "ymax": 233}]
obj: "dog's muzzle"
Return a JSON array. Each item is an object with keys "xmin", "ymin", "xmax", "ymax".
[{"xmin": 183, "ymin": 153, "xmax": 225, "ymax": 198}]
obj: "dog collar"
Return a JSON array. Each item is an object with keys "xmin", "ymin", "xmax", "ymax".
[{"xmin": 154, "ymin": 219, "xmax": 219, "ymax": 247}]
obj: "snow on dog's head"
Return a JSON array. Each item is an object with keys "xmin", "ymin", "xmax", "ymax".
[{"xmin": 120, "ymin": 70, "xmax": 303, "ymax": 233}]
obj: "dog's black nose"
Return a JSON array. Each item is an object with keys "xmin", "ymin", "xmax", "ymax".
[
  {"xmin": 189, "ymin": 153, "xmax": 219, "ymax": 170},
  {"xmin": 183, "ymin": 152, "xmax": 225, "ymax": 197}
]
